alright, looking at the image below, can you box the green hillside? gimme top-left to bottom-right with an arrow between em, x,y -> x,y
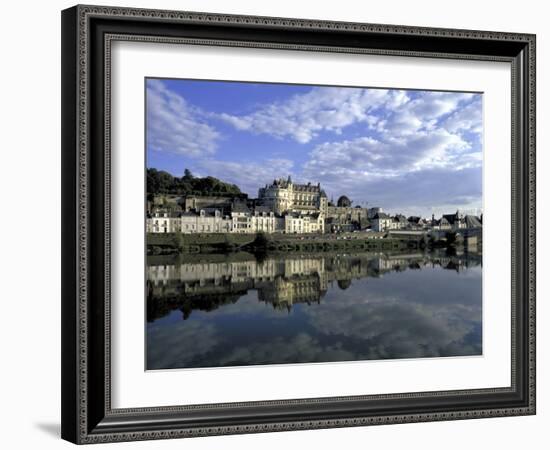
147,168 -> 243,197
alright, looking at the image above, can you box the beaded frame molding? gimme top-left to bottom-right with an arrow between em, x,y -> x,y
61,4 -> 536,444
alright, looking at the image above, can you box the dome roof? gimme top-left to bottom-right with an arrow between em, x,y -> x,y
337,195 -> 352,207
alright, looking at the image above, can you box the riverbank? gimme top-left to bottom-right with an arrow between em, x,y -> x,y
147,231 -> 428,254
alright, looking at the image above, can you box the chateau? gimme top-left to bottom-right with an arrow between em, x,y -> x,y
146,175 -> 481,235
147,176 -> 329,235
258,176 -> 328,216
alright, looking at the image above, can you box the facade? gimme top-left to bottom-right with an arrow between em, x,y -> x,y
372,212 -> 393,232
180,210 -> 233,234
429,211 -> 482,232
250,208 -> 285,234
443,211 -> 467,231
230,202 -> 253,233
147,210 -> 234,234
434,217 -> 452,230
147,211 -> 178,233
407,216 -> 425,230
182,195 -> 239,214
326,205 -> 369,225
258,176 -> 328,216
284,213 -> 325,234
392,214 -> 409,230
148,206 -> 290,235
431,212 -> 482,232
229,204 -> 286,234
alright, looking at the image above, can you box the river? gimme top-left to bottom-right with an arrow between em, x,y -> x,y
146,250 -> 482,370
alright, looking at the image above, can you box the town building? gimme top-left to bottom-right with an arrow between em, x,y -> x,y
147,176 -> 482,237
442,211 -> 467,231
432,211 -> 482,232
258,176 -> 328,216
284,212 -> 325,234
326,205 -> 369,227
464,215 -> 482,228
180,209 -> 233,234
434,217 -> 452,230
182,195 -> 243,215
249,207 -> 285,234
392,214 -> 409,230
372,212 -> 393,232
147,210 -> 178,233
407,216 -> 426,230
230,201 -> 253,233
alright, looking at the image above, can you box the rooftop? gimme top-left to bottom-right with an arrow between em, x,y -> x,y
231,202 -> 251,214
465,215 -> 482,228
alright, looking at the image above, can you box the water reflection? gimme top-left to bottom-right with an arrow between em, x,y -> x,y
146,250 -> 482,370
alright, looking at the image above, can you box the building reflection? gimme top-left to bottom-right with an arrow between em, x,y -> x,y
147,250 -> 482,321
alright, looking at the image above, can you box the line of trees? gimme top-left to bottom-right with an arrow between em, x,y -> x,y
147,168 -> 243,197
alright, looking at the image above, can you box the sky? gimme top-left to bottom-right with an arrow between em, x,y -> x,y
146,78 -> 483,218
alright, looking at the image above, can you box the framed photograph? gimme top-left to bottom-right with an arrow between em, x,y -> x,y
61,5 -> 536,444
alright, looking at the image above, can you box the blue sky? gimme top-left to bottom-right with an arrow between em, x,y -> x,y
146,78 -> 483,218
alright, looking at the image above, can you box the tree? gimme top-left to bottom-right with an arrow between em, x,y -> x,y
146,168 -> 243,196
253,232 -> 268,248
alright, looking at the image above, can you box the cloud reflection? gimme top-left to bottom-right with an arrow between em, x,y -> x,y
146,253 -> 482,369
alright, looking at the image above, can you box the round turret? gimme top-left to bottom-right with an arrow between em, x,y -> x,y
337,195 -> 352,207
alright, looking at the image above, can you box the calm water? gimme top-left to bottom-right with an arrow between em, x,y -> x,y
146,250 -> 482,370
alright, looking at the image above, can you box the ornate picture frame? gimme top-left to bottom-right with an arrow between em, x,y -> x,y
61,4 -> 536,444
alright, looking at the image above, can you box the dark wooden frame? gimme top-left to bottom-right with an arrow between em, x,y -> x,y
61,4 -> 536,444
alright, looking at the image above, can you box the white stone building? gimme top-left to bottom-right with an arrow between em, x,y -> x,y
392,215 -> 409,230
179,209 -> 233,234
147,209 -> 232,234
284,213 -> 325,234
147,211 -> 179,233
230,202 -> 253,233
372,212 -> 393,232
258,176 -> 328,216
250,207 -> 285,234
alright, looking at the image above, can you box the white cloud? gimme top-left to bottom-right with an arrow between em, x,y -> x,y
216,87 -> 480,145
195,158 -> 294,197
380,91 -> 478,137
304,128 -> 472,179
147,321 -> 220,370
293,91 -> 482,215
217,87 -> 395,143
147,79 -> 220,157
216,333 -> 358,366
443,96 -> 483,134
